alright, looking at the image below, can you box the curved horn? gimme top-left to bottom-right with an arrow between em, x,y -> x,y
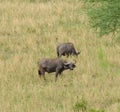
64,62 -> 71,65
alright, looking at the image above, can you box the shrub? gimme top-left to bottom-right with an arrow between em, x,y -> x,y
73,98 -> 87,112
84,0 -> 120,37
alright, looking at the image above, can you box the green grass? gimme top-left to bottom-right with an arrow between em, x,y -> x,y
0,0 -> 120,112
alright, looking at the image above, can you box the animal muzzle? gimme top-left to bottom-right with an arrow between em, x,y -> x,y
70,64 -> 76,70
70,67 -> 75,70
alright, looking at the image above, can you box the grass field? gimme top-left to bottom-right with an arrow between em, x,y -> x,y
0,0 -> 120,112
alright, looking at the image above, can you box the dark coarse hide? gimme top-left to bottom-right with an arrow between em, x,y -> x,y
38,58 -> 76,81
57,42 -> 80,57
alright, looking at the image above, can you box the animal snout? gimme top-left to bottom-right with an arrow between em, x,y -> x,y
69,64 -> 76,70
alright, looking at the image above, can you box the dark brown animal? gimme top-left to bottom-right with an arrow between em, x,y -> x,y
57,42 -> 80,57
38,58 -> 76,81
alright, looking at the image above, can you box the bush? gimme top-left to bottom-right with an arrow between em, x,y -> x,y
84,0 -> 120,37
73,98 -> 87,112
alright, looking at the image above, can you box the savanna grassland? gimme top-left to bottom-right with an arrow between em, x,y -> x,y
0,0 -> 120,112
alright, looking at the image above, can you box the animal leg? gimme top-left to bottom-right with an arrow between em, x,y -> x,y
58,72 -> 63,80
42,73 -> 46,80
55,67 -> 63,81
39,66 -> 46,80
40,70 -> 46,80
38,70 -> 42,77
55,68 -> 60,81
66,54 -> 69,57
55,72 -> 59,82
65,52 -> 69,57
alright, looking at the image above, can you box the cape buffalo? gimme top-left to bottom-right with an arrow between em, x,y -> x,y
57,42 -> 80,57
38,58 -> 76,81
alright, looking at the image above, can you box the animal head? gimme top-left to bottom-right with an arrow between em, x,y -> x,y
64,61 -> 76,70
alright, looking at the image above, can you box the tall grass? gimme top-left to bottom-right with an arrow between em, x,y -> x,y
0,1 -> 120,112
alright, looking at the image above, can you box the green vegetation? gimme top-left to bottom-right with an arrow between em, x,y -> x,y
0,0 -> 120,112
73,97 -> 87,112
89,109 -> 105,112
84,0 -> 120,37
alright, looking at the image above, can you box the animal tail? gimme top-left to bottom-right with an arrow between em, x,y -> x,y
38,70 -> 41,75
57,51 -> 59,57
56,46 -> 59,57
